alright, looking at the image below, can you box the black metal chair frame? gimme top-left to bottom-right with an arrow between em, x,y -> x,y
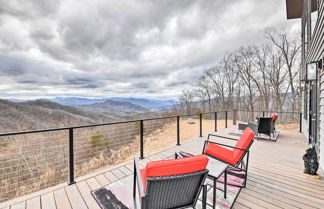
202,134 -> 254,188
176,152 -> 228,209
252,117 -> 279,142
133,155 -> 208,209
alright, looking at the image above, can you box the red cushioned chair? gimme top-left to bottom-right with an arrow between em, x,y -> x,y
202,127 -> 255,187
133,154 -> 209,209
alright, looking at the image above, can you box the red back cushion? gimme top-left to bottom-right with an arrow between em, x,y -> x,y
233,128 -> 254,163
271,113 -> 278,122
146,155 -> 208,177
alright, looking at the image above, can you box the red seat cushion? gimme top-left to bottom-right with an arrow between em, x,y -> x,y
205,143 -> 236,164
140,155 -> 208,191
271,113 -> 278,122
205,128 -> 254,165
233,128 -> 254,163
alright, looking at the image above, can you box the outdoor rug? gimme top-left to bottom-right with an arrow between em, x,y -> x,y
92,168 -> 244,209
229,129 -> 279,141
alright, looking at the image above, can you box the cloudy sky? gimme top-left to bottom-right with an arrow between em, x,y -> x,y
0,0 -> 299,100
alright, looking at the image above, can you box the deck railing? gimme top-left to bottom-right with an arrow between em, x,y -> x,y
0,110 -> 302,202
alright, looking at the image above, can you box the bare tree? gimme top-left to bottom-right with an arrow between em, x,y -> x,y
234,46 -> 258,118
254,44 -> 272,110
179,89 -> 194,115
266,48 -> 288,111
265,28 -> 301,111
222,53 -> 239,110
205,65 -> 226,110
197,72 -> 213,112
178,27 -> 301,115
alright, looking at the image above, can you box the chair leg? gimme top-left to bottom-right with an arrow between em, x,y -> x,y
133,162 -> 136,198
244,152 -> 250,188
213,178 -> 216,209
224,169 -> 227,199
241,161 -> 245,170
202,185 -> 207,209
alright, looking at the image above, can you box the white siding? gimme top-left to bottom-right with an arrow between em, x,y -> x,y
319,72 -> 324,171
304,0 -> 324,172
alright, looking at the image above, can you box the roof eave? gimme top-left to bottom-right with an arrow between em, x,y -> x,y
286,0 -> 303,19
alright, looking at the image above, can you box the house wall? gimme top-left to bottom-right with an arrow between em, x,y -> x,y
302,0 -> 324,172
320,72 -> 324,172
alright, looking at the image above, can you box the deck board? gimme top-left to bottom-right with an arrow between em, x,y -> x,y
1,128 -> 324,209
10,201 -> 25,209
232,202 -> 250,209
125,163 -> 133,171
95,174 -> 110,186
104,171 -> 119,183
111,169 -> 126,179
53,188 -> 72,209
65,184 -> 88,209
26,196 -> 41,209
118,166 -> 132,176
41,193 -> 56,209
76,181 -> 101,209
241,187 -> 295,209
86,178 -> 101,190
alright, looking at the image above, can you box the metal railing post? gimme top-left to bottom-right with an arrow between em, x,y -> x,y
225,111 -> 228,128
233,109 -> 237,125
140,120 -> 144,159
214,112 -> 218,132
68,128 -> 75,185
299,113 -> 302,132
199,113 -> 203,137
177,116 -> 180,145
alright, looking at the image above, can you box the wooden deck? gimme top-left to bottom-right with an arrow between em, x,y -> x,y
1,127 -> 324,209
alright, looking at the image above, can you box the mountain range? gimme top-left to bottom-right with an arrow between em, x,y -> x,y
10,97 -> 176,111
79,100 -> 148,114
0,99 -> 122,132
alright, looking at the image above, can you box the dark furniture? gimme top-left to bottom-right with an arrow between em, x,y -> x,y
250,113 -> 279,142
238,122 -> 249,131
133,154 -> 209,209
202,128 -> 255,188
177,151 -> 228,209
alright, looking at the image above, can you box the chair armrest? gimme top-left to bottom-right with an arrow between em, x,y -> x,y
207,134 -> 239,141
248,122 -> 258,134
204,140 -> 248,151
134,158 -> 145,198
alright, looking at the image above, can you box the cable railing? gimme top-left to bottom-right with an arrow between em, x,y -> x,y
0,110 -> 302,202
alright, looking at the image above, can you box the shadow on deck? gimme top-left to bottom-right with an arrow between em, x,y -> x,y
1,126 -> 324,209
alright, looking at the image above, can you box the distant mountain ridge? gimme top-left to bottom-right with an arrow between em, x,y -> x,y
79,100 -> 148,114
49,97 -> 107,106
9,97 -> 176,110
108,97 -> 175,110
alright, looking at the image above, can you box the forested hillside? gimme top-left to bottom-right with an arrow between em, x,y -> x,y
0,99 -> 122,132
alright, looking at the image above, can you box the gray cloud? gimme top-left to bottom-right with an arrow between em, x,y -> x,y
0,0 -> 299,100
0,0 -> 61,19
